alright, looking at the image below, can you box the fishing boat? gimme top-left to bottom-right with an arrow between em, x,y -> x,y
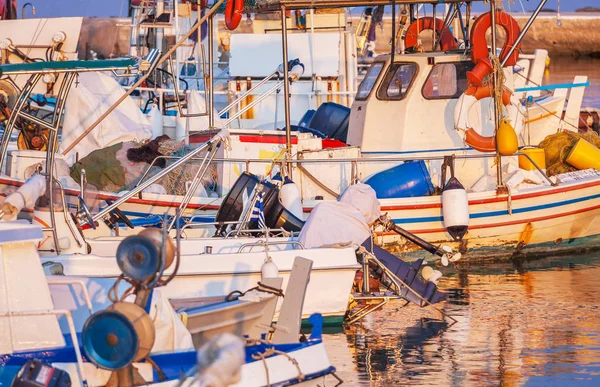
2,0 -> 598,263
0,219 -> 340,386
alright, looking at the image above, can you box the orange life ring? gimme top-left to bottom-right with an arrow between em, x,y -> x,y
405,17 -> 457,51
130,0 -> 157,6
454,84 -> 512,153
225,0 -> 244,30
467,11 -> 522,86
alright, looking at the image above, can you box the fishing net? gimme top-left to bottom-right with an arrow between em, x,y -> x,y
72,137 -> 218,196
539,130 -> 600,176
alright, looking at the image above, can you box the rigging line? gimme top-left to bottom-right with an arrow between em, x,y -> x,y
533,98 -> 593,132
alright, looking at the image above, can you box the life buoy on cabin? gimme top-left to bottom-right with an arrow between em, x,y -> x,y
467,11 -> 522,86
225,0 -> 244,30
404,17 -> 457,52
130,0 -> 157,6
454,84 -> 513,153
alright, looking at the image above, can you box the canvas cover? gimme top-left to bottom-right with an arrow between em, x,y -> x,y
59,72 -> 152,164
298,183 -> 380,249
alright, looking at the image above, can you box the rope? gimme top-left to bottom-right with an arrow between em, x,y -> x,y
296,164 -> 339,198
245,338 -> 306,386
225,281 -> 285,302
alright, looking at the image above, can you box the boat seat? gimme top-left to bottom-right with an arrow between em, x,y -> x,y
0,58 -> 137,76
361,238 -> 447,307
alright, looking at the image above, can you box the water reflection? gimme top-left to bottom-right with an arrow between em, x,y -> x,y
326,254 -> 600,386
547,58 -> 600,108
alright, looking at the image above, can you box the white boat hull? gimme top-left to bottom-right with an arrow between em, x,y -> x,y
8,172 -> 600,260
45,246 -> 359,329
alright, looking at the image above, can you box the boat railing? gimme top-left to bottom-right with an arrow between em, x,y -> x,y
0,309 -> 87,385
180,219 -> 293,237
225,228 -> 298,239
218,70 -> 280,121
46,279 -> 94,316
237,240 -> 305,253
135,150 -> 556,195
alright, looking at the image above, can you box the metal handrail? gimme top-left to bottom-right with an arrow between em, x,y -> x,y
218,70 -> 280,117
46,279 -> 94,316
132,150 -> 556,187
0,309 -> 87,386
222,80 -> 286,127
180,220 -> 241,231
225,228 -> 296,238
237,240 -> 305,253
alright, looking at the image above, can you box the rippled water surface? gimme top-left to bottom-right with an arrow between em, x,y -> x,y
324,254 -> 600,386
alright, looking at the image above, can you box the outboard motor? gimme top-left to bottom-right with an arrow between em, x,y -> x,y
213,172 -> 304,236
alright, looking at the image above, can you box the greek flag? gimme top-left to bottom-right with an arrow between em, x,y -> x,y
250,192 -> 267,229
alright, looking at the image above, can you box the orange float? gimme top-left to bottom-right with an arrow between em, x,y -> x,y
225,0 -> 244,30
404,17 -> 458,51
467,11 -> 522,86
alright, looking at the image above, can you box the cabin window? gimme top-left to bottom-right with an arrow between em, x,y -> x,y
422,62 -> 475,99
356,62 -> 384,100
376,63 -> 418,100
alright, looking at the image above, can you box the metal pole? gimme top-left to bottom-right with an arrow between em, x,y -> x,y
61,0 -> 226,156
490,0 -> 504,189
208,14 -> 215,128
280,5 -> 292,160
435,4 -> 458,51
391,0 -> 396,61
465,2 -> 471,49
500,0 -> 548,67
432,4 -> 437,51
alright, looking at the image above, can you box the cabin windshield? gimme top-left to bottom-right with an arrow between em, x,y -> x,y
356,62 -> 384,100
377,63 -> 418,100
422,62 -> 475,99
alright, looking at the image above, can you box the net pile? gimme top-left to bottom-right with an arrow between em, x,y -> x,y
539,130 -> 600,176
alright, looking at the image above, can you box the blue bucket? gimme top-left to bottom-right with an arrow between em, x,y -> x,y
364,160 -> 435,199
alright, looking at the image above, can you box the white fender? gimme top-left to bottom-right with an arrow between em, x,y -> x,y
441,177 -> 469,241
149,104 -> 163,139
261,258 -> 279,280
279,178 -> 303,219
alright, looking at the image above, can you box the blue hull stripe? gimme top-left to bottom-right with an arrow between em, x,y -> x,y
114,187 -> 600,227
393,192 -> 600,224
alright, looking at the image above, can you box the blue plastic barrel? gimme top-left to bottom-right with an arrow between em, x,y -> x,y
364,160 -> 435,199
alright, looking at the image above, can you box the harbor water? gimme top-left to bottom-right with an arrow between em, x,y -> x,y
325,253 -> 600,386
546,58 -> 600,108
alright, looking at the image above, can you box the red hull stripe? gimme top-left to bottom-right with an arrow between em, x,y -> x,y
189,133 -> 347,148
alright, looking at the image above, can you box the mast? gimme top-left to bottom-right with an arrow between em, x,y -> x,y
280,4 -> 292,166
489,0 -> 504,191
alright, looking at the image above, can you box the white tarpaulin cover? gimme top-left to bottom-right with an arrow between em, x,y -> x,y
339,183 -> 381,224
229,33 -> 341,77
59,72 -> 152,164
146,289 -> 195,353
298,183 -> 381,249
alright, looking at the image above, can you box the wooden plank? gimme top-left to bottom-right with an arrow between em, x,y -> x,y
246,277 -> 284,339
563,76 -> 589,128
271,257 -> 313,344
